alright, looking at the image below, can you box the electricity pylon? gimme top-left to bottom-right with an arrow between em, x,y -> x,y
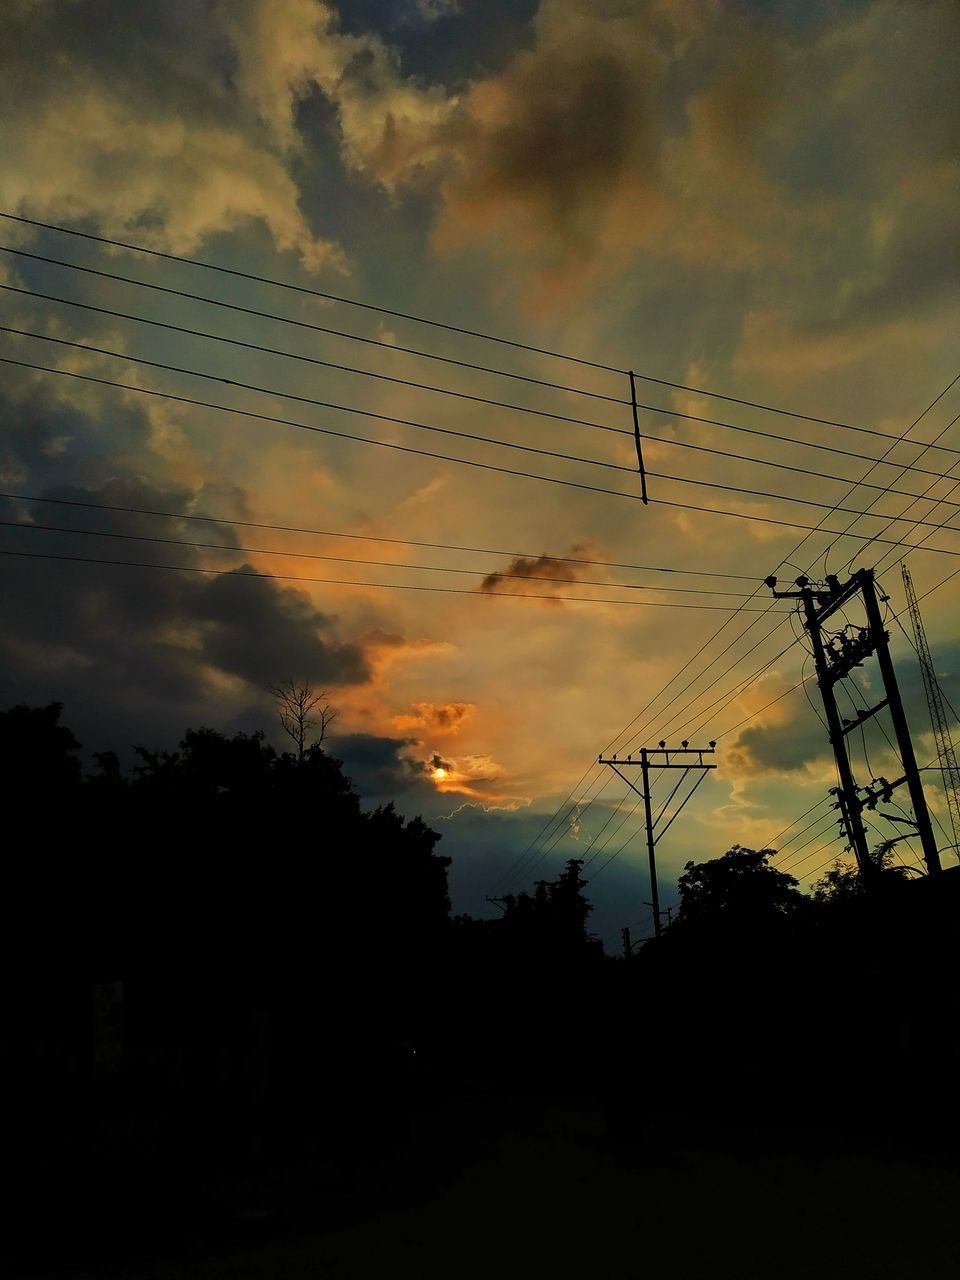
767,569 -> 940,878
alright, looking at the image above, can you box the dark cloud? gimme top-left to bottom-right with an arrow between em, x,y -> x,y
0,1 -> 232,110
480,553 -> 579,596
0,386 -> 156,493
726,689 -> 833,777
454,51 -> 644,242
726,643 -> 960,779
193,566 -> 369,687
434,6 -> 663,272
0,465 -> 373,755
329,731 -> 433,801
818,197 -> 960,332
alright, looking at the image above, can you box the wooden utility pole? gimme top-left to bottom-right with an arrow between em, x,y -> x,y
599,743 -> 716,936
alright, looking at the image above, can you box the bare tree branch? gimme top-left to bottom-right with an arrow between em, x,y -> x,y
266,680 -> 337,764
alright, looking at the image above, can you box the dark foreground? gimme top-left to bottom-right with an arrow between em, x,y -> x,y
8,1092 -> 959,1280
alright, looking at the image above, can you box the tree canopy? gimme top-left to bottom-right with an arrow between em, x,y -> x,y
676,844 -> 806,928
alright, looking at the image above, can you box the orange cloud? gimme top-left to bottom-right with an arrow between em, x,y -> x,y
421,749 -> 516,803
392,701 -> 475,736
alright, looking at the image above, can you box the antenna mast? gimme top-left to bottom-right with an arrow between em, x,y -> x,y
901,564 -> 960,861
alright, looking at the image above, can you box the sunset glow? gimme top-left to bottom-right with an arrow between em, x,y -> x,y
1,0 -> 957,941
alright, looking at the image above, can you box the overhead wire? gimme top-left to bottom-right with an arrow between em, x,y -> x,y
0,282 -> 630,432
0,489 -> 757,581
0,214 -> 628,375
10,325 -> 960,535
6,209 -> 954,447
13,285 -> 960,504
6,252 -> 960,484
0,243 -> 626,404
12,357 -> 960,563
0,518 -> 780,601
0,545 -> 790,611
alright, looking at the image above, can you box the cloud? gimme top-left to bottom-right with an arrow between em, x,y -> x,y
429,0 -> 667,301
334,0 -> 960,325
190,566 -> 370,688
329,731 -> 431,799
725,693 -> 835,780
392,700 -> 475,735
0,465 -> 375,753
0,0 -> 343,269
480,551 -> 582,600
413,0 -> 461,23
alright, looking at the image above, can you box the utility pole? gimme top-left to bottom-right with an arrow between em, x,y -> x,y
767,570 -> 940,877
599,743 -> 716,936
621,926 -> 632,960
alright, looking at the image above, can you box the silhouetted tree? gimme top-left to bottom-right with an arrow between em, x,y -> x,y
812,841 -> 914,902
267,680 -> 337,763
675,844 -> 805,927
0,701 -> 81,797
502,859 -> 594,950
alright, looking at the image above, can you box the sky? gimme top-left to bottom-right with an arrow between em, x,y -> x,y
1,0 -> 958,943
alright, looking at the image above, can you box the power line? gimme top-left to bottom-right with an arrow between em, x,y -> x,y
888,610 -> 960,728
13,354 -> 960,553
677,381 -> 960,752
0,518 -> 784,601
588,469 -> 960,894
785,838 -> 849,882
493,375 -> 958,898
506,612 -> 785,886
0,283 -> 629,436
711,674 -> 808,740
12,325 -> 960,534
6,208 -> 943,440
584,397 -> 960,886
0,545 -> 798,614
590,768 -> 711,883
683,559 -> 960,884
0,355 -> 660,506
489,763 -> 610,894
513,605 -> 791,891
15,289 -> 960,506
769,802 -> 837,858
0,325 -> 633,475
669,374 -> 960,756
7,273 -> 960,484
0,243 -> 626,406
803,372 -> 960,574
0,490 -> 757,581
871,474 -> 960,581
584,800 -> 648,877
501,768 -> 636,893
778,817 -> 845,872
618,616 -> 795,755
0,212 -> 625,376
593,373 -> 952,759
841,418 -> 960,572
